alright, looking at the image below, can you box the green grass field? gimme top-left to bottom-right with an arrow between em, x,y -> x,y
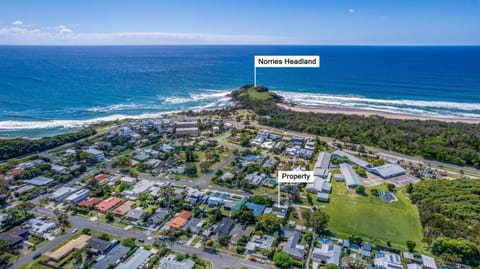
239,88 -> 273,100
321,179 -> 424,250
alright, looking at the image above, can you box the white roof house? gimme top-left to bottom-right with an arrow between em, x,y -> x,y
159,254 -> 195,269
374,252 -> 403,269
421,255 -> 437,269
312,244 -> 341,266
50,187 -> 78,202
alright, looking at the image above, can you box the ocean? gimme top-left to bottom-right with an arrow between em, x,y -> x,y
1,45 -> 479,137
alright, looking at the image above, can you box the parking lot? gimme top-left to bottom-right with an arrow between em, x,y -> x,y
386,174 -> 420,187
360,172 -> 385,187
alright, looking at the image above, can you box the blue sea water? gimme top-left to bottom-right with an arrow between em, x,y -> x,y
0,45 -> 479,137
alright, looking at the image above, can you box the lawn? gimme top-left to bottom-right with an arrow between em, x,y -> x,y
320,178 -> 424,250
239,88 -> 273,100
17,260 -> 51,269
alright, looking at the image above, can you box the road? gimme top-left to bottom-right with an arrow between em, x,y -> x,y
251,121 -> 480,176
12,206 -> 274,269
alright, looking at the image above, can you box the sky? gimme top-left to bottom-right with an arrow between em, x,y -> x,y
0,0 -> 479,45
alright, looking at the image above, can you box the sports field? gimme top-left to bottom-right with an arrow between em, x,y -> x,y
320,178 -> 423,249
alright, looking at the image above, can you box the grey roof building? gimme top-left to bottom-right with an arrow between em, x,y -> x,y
421,255 -> 438,269
24,176 -> 54,186
148,208 -> 171,225
125,207 -> 145,222
333,150 -> 371,168
246,235 -> 275,253
370,164 -> 405,179
94,244 -> 130,269
214,217 -> 235,237
184,218 -> 204,234
115,247 -> 152,269
282,230 -> 305,259
313,243 -> 341,266
87,237 -> 112,254
159,254 -> 195,269
340,163 -> 362,188
315,152 -> 332,170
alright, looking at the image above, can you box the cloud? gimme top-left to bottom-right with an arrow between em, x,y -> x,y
57,25 -> 73,34
11,20 -> 23,25
348,9 -> 355,14
0,24 -> 299,45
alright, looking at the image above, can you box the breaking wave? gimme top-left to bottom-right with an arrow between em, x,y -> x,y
277,91 -> 480,119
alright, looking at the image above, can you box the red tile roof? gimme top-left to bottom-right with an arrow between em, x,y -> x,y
94,174 -> 110,181
78,197 -> 102,207
95,197 -> 123,212
169,210 -> 193,229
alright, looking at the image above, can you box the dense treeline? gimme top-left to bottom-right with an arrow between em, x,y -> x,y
231,87 -> 480,167
409,179 -> 480,244
0,129 -> 96,161
409,179 -> 480,266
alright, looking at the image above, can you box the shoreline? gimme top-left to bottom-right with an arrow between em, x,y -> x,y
278,103 -> 480,124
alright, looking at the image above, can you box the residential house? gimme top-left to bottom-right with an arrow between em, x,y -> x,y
374,251 -> 403,269
170,210 -> 193,229
50,187 -> 79,203
282,230 -> 305,259
264,206 -> 288,219
361,242 -> 372,257
159,254 -> 195,269
125,207 -> 145,223
115,247 -> 152,269
0,226 -> 30,248
312,243 -> 341,266
84,148 -> 105,162
422,255 -> 438,269
87,237 -> 113,254
184,218 -> 204,234
148,208 -> 171,226
245,235 -> 275,254
214,218 -> 235,239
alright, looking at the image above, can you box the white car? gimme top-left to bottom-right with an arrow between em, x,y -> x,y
71,228 -> 78,234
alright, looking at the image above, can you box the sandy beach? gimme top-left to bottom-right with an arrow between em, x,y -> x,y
278,103 -> 480,124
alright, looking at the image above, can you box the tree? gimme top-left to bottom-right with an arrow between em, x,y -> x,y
406,240 -> 416,252
160,185 -> 174,208
348,235 -> 363,246
117,156 -> 132,167
341,256 -> 367,269
326,264 -> 338,269
99,233 -> 110,241
387,183 -> 396,192
431,237 -> 479,266
236,246 -> 245,254
370,188 -> 380,196
17,202 -> 35,216
273,251 -> 293,268
185,164 -> 197,177
122,238 -> 137,248
355,185 -> 366,195
81,228 -> 91,235
199,161 -> 211,172
405,183 -> 413,194
256,213 -> 281,234
232,205 -> 255,224
307,210 -> 329,234
53,208 -> 69,226
218,235 -> 231,247
105,212 -> 114,222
